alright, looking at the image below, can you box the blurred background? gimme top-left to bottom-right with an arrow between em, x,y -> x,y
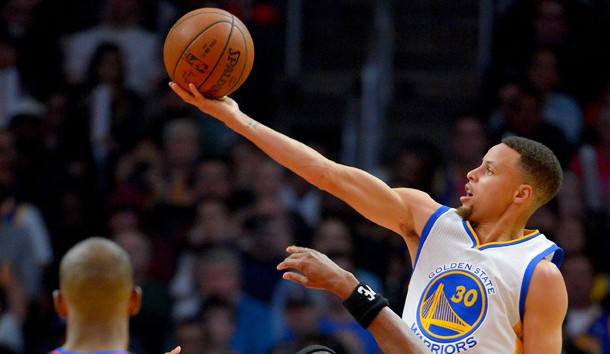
1,0 -> 610,353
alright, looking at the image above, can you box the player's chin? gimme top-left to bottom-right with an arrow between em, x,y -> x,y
456,205 -> 472,220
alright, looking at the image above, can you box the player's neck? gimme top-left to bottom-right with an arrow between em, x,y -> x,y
473,217 -> 528,244
62,318 -> 129,353
472,210 -> 527,244
471,204 -> 531,244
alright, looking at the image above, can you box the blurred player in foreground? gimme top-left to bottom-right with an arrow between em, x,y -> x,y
50,237 -> 142,354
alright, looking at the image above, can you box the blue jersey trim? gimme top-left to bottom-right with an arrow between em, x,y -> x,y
550,247 -> 564,268
463,221 -> 543,250
518,244 -> 564,319
476,230 -> 542,250
462,219 -> 478,246
413,205 -> 450,270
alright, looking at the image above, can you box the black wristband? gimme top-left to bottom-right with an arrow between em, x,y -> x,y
342,282 -> 389,328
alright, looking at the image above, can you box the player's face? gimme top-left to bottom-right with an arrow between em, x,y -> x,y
457,144 -> 524,222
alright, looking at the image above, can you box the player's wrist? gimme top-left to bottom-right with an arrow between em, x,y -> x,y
342,282 -> 389,329
333,271 -> 359,299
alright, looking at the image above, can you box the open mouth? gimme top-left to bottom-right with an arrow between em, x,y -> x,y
460,184 -> 473,203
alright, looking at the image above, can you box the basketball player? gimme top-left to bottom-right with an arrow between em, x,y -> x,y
50,237 -> 142,354
169,82 -> 567,353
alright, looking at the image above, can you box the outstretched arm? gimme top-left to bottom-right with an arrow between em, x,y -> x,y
277,246 -> 430,354
169,83 -> 439,241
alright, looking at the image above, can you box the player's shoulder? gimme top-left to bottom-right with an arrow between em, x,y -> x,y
394,187 -> 442,234
524,259 -> 568,329
528,259 -> 567,302
394,188 -> 440,212
532,258 -> 563,278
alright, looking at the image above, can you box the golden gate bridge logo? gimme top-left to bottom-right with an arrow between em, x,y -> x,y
417,270 -> 487,342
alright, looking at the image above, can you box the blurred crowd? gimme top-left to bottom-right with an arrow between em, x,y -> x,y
1,0 -> 610,353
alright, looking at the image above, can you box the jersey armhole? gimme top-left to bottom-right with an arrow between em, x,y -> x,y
412,205 -> 451,270
518,244 -> 564,320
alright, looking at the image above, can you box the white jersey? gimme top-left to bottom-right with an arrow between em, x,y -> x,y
402,206 -> 563,353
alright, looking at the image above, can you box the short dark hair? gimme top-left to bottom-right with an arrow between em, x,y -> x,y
502,136 -> 563,207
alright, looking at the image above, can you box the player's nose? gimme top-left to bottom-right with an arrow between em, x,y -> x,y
466,167 -> 478,182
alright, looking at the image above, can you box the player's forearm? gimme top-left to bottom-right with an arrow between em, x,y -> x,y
224,110 -> 336,191
368,308 -> 430,354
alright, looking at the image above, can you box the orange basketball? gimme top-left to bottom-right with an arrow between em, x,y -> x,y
163,8 -> 255,98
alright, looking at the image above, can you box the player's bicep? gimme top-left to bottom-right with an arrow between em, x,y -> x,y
320,163 -> 439,237
522,260 -> 567,354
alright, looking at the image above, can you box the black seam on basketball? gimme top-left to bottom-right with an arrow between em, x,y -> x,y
224,24 -> 251,95
171,19 -> 231,84
197,14 -> 235,95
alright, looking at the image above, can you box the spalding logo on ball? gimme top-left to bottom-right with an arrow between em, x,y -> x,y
163,7 -> 255,98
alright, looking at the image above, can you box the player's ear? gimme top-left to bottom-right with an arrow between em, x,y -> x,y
53,290 -> 68,318
129,286 -> 142,316
514,184 -> 532,204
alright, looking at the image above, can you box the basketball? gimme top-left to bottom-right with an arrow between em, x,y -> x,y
163,8 -> 255,98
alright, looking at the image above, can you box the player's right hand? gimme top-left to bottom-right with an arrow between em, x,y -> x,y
168,82 -> 239,123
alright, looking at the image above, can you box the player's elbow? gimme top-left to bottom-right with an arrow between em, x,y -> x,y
315,160 -> 342,193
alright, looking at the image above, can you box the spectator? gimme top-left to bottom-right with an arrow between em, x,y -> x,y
487,80 -> 572,166
486,0 -> 591,103
189,198 -> 239,248
524,47 -> 583,146
113,230 -> 172,354
240,213 -> 295,303
0,263 -> 26,354
170,246 -> 273,354
562,253 -> 605,353
169,197 -> 239,309
62,0 -> 164,96
68,42 -> 145,200
172,318 -> 206,354
311,218 -> 383,293
0,32 -> 23,129
193,158 -> 234,201
432,114 -> 490,207
583,78 -> 610,144
0,0 -> 63,100
569,107 -> 610,217
199,296 -> 238,354
146,117 -> 203,246
0,129 -> 54,303
387,138 -> 441,195
268,285 -> 348,354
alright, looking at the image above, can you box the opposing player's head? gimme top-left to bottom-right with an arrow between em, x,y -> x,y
457,136 -> 562,221
54,237 -> 141,321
